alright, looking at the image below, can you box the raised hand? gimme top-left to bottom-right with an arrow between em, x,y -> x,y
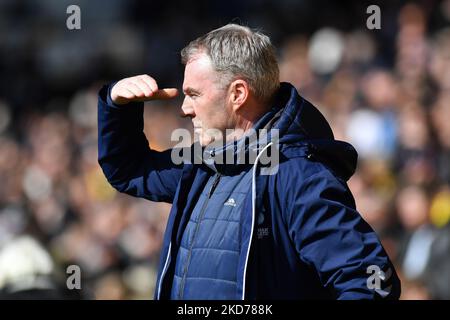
110,74 -> 179,105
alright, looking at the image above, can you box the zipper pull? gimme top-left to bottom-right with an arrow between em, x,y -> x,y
208,174 -> 221,198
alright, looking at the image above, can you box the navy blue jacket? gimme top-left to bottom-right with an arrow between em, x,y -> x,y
98,82 -> 401,300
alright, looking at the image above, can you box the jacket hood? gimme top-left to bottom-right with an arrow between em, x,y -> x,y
270,82 -> 358,181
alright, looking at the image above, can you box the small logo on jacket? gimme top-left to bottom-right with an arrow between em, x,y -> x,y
224,198 -> 236,207
258,212 -> 265,225
257,227 -> 270,239
257,211 -> 270,239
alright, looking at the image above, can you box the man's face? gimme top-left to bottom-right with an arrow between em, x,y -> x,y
181,53 -> 234,146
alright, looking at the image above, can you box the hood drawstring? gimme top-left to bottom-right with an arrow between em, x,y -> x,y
241,141 -> 273,300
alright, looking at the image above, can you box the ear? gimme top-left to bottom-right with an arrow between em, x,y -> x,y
229,79 -> 249,111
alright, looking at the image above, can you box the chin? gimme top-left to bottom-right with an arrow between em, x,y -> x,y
198,134 -> 215,147
198,137 -> 210,147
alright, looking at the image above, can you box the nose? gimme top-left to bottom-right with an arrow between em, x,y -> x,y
180,97 -> 195,118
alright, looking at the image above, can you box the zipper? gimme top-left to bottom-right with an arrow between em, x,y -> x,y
178,173 -> 221,299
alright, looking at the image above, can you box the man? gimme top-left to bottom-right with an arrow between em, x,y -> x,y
98,24 -> 400,299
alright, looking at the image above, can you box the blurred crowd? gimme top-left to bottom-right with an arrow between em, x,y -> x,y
0,0 -> 449,299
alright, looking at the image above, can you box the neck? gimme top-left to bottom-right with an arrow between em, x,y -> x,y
225,106 -> 269,142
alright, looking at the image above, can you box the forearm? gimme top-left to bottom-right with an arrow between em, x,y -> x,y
98,83 -> 148,188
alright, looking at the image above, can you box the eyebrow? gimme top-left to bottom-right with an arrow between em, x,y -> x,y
183,87 -> 200,95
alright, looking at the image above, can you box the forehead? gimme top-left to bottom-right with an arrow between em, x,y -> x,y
183,53 -> 219,91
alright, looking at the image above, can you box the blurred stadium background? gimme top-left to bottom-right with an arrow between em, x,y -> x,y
0,0 -> 449,299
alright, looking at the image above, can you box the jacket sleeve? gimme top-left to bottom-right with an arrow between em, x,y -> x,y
281,166 -> 401,300
97,84 -> 183,203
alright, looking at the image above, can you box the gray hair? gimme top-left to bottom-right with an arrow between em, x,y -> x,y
181,23 -> 280,103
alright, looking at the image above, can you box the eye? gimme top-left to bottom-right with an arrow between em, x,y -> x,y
183,89 -> 200,99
